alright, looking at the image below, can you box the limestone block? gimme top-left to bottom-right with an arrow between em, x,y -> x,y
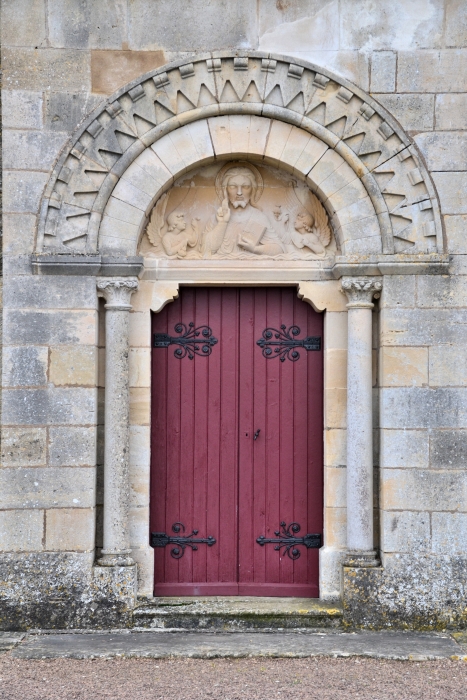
432,513 -> 467,554
3,310 -> 98,346
0,467 -> 95,509
2,387 -> 97,426
0,510 -> 44,552
324,507 -> 346,548
105,197 -> 146,227
381,387 -> 467,429
3,130 -> 68,172
247,116 -> 271,157
380,275 -> 415,309
1,427 -> 47,467
258,2 -> 339,52
435,94 -> 467,131
91,50 -> 165,95
324,388 -> 346,429
325,349 -> 347,389
370,52 -> 396,93
48,0 -> 126,49
45,508 -> 95,552
432,173 -> 467,215
381,429 -> 429,469
298,281 -> 347,313
429,346 -> 467,387
2,214 -> 36,255
3,276 -> 97,310
417,275 -> 467,308
121,161 -> 167,199
2,0 -> 47,46
445,0 -> 467,48
49,427 -> 96,467
129,505 -> 150,547
381,308 -> 467,347
325,312 -> 348,350
342,234 -> 382,255
44,92 -> 103,132
444,216 -> 467,254
415,132 -> 467,171
2,346 -> 48,388
332,197 -> 375,228
131,546 -> 154,597
380,347 -> 428,387
398,50 -> 467,93
381,468 -> 467,511
2,48 -> 91,92
263,120 -> 293,166
130,388 -> 150,425
340,1 -> 443,51
110,178 -> 153,214
325,467 -> 346,509
128,0 -> 257,50
3,171 -> 48,214
130,426 -> 150,467
324,428 -> 346,468
381,511 -> 431,553
307,150 -> 345,190
430,430 -> 467,469
2,90 -> 43,129
50,346 -> 97,387
170,122 -> 214,168
129,349 -> 150,388
132,148 -> 172,189
129,312 -> 151,348
375,94 -> 434,132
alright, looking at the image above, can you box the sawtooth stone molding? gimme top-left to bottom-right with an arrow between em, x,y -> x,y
35,51 -> 443,261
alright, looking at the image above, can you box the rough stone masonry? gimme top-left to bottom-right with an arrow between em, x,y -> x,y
1,0 -> 467,631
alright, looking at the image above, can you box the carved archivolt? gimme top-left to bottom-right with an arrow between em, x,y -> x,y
36,51 -> 443,257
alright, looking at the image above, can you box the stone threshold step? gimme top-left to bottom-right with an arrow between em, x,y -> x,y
132,596 -> 343,630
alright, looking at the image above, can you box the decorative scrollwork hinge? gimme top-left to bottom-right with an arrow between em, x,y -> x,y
256,522 -> 321,559
153,322 -> 218,359
257,325 -> 321,362
150,522 -> 216,559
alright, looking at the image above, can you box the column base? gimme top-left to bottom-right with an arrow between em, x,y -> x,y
344,550 -> 380,568
97,550 -> 135,567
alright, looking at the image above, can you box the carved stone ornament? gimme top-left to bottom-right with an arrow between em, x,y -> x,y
97,278 -> 139,309
36,51 -> 442,258
143,161 -> 335,260
341,277 -> 383,307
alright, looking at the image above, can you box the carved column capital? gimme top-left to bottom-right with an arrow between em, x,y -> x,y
97,278 -> 138,310
341,277 -> 382,309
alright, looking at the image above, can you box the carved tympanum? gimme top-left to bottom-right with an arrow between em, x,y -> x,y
142,161 -> 334,260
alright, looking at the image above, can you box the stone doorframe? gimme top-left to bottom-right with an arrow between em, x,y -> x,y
31,51 -> 449,601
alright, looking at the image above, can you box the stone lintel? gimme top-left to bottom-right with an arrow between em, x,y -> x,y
31,255 -> 144,277
332,255 -> 449,278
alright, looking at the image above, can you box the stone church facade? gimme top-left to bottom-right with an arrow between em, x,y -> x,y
1,1 -> 467,630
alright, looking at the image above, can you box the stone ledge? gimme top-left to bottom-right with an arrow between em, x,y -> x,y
31,255 -> 144,277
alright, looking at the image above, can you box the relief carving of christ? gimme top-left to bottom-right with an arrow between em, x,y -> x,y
143,161 -> 335,260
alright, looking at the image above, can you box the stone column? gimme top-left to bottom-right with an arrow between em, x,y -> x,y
341,277 -> 382,567
96,278 -> 138,566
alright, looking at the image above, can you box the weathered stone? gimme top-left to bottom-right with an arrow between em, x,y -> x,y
325,467 -> 346,508
48,0 -> 127,49
2,90 -> 43,129
0,510 -> 44,552
2,0 -> 47,47
430,430 -> 467,469
380,429 -> 429,469
432,513 -> 467,555
381,511 -> 431,553
2,346 -> 48,387
381,468 -> 467,511
370,52 -> 396,93
49,427 -> 96,467
415,132 -> 467,171
445,0 -> 467,48
381,308 -> 467,346
50,346 -> 97,387
380,275 -> 415,308
3,130 -> 68,172
380,347 -> 428,387
444,215 -> 467,254
0,467 -> 96,509
417,275 -> 467,308
324,429 -> 346,468
429,346 -> 467,386
130,388 -> 150,425
2,214 -> 36,255
44,92 -> 104,132
259,2 -> 339,52
398,50 -> 467,92
3,275 -> 98,310
435,94 -> 467,130
2,387 -> 97,426
375,95 -> 434,132
129,348 -> 150,388
2,171 -> 48,213
45,508 -> 95,552
381,387 -> 467,429
4,310 -> 98,346
91,50 -> 166,94
1,427 -> 47,467
432,173 -> 467,215
2,48 -> 91,92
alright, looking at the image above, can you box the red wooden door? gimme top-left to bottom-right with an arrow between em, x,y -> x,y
150,288 -> 323,597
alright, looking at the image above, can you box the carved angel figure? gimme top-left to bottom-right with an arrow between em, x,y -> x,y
146,193 -> 200,258
277,185 -> 332,258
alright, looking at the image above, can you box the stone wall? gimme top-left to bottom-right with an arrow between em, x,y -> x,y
1,1 -> 467,629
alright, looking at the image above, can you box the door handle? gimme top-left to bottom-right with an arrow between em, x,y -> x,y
254,429 -> 261,441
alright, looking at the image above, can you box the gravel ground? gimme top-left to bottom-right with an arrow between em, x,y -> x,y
0,656 -> 466,699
